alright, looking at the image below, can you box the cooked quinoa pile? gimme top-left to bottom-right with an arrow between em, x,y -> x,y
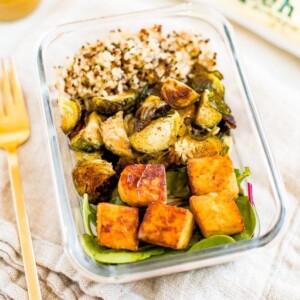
56,25 -> 217,99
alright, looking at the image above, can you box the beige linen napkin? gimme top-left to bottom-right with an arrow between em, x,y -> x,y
1,1 -> 300,299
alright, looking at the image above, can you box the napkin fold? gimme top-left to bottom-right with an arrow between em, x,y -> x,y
0,1 -> 300,299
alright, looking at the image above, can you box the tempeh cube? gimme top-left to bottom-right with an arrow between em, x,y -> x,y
138,203 -> 194,249
190,191 -> 244,238
97,203 -> 139,251
118,164 -> 167,207
187,155 -> 239,198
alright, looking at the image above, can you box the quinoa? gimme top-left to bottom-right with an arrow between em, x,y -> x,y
56,25 -> 217,100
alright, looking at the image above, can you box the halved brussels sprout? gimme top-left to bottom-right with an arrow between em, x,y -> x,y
177,104 -> 196,120
69,111 -> 103,152
169,135 -> 229,164
74,151 -> 103,162
195,89 -> 222,129
92,91 -> 138,115
188,63 -> 224,95
58,94 -> 81,134
207,88 -> 232,116
130,110 -> 182,153
186,123 -> 220,141
134,95 -> 170,132
123,113 -> 135,136
72,158 -> 116,203
161,78 -> 199,109
101,111 -> 133,157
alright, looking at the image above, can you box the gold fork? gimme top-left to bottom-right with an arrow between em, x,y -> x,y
0,58 -> 41,300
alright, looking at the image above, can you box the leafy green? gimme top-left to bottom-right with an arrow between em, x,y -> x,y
235,167 -> 251,186
232,196 -> 256,241
166,167 -> 191,200
81,234 -> 164,264
234,167 -> 251,195
189,235 -> 236,252
82,193 -> 96,236
188,230 -> 202,248
79,181 -> 256,264
207,90 -> 231,116
109,195 -> 127,206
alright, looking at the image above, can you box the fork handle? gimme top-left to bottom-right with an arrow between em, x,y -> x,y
6,148 -> 42,300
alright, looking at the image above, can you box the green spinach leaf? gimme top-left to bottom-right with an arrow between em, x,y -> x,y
82,193 -> 96,236
234,167 -> 251,186
166,167 -> 190,199
81,234 -> 164,264
232,196 -> 256,241
189,235 -> 236,252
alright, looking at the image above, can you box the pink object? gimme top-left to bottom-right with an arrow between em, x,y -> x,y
248,182 -> 254,206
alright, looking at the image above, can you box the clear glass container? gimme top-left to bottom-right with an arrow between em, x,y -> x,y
36,2 -> 286,283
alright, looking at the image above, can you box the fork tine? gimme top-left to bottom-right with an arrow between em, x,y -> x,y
9,58 -> 26,110
1,59 -> 14,115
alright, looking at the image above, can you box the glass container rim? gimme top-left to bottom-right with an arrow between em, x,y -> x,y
36,1 -> 287,283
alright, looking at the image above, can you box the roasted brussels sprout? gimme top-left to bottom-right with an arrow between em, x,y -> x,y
169,135 -> 229,164
123,113 -> 135,136
72,159 -> 116,203
134,95 -> 171,132
101,111 -> 133,157
188,63 -> 224,95
195,89 -> 222,129
186,123 -> 220,141
69,111 -> 103,152
138,82 -> 162,105
92,91 -> 138,115
161,78 -> 199,109
74,150 -> 103,162
177,104 -> 196,120
58,94 -> 81,134
130,110 -> 182,153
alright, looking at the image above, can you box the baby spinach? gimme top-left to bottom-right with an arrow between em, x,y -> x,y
166,167 -> 191,200
109,195 -> 127,206
234,167 -> 251,195
81,234 -> 164,264
189,235 -> 236,252
232,196 -> 256,241
235,166 -> 251,185
82,193 -> 96,236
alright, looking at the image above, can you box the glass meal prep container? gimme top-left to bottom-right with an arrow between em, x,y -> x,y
36,2 -> 286,283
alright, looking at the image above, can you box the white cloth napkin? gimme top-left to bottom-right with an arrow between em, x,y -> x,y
1,0 -> 300,299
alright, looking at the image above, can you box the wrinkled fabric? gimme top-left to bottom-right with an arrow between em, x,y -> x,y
0,0 -> 300,299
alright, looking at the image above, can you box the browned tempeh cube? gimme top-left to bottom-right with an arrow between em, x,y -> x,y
187,155 -> 239,198
138,203 -> 194,249
190,191 -> 244,238
118,164 -> 167,207
97,203 -> 139,251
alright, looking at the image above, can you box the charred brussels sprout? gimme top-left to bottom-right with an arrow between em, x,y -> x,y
123,113 -> 135,136
134,95 -> 170,132
177,104 -> 196,120
188,63 -> 224,95
69,111 -> 103,152
170,135 -> 229,164
58,94 -> 81,134
74,151 -> 103,162
195,89 -> 222,129
100,111 -> 133,157
92,91 -> 138,115
206,88 -> 232,116
161,78 -> 199,109
130,110 -> 182,153
72,159 -> 116,203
